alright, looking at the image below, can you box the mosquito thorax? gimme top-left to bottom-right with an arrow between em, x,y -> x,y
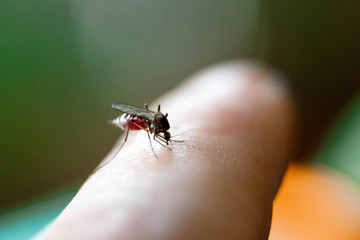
155,113 -> 170,131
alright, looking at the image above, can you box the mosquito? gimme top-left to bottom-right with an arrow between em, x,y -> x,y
110,103 -> 172,156
92,103 -> 180,174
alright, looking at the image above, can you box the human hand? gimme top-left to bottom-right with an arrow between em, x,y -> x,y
43,61 -> 294,239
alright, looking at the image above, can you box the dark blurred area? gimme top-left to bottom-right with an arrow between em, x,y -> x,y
0,0 -> 359,209
261,0 -> 360,155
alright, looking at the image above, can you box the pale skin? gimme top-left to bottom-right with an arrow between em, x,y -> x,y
42,61 -> 294,240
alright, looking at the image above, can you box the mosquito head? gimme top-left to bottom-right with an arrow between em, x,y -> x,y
163,131 -> 171,142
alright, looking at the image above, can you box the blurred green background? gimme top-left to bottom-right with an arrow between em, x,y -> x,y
1,0 -> 359,210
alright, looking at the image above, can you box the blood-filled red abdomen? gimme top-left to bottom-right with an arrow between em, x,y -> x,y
119,114 -> 146,130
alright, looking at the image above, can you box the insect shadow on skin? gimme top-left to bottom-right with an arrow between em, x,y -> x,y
92,103 -> 183,174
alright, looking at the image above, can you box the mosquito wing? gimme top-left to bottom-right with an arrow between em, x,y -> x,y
112,103 -> 155,118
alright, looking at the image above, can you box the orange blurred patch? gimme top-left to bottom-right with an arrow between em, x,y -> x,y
269,164 -> 360,240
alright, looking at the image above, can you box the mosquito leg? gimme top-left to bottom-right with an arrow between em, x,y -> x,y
154,137 -> 172,150
91,122 -> 130,174
155,135 -> 169,145
113,121 -> 131,157
146,129 -> 158,157
130,120 -> 158,157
